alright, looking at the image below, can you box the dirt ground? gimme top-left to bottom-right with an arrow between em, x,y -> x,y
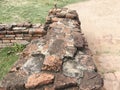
66,0 -> 120,90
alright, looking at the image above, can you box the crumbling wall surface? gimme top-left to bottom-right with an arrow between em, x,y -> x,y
0,8 -> 103,90
0,23 -> 46,48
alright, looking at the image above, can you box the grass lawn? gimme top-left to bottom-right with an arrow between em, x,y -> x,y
0,0 -> 85,80
0,44 -> 25,80
0,48 -> 19,80
0,0 -> 84,23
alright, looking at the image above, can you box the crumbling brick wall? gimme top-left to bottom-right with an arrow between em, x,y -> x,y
0,23 -> 46,48
0,8 -> 103,90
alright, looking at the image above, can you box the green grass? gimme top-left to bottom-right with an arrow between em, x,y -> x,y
0,0 -> 85,23
0,44 -> 25,80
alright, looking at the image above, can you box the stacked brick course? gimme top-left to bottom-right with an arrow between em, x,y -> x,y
0,23 -> 46,48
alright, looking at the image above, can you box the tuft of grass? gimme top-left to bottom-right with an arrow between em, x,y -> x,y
0,0 -> 85,23
0,44 -> 26,80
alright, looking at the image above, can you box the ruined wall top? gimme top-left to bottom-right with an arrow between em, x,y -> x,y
0,8 -> 103,90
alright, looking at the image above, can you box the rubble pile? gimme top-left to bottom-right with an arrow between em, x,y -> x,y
0,8 -> 103,90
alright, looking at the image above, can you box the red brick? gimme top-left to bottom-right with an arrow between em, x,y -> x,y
0,40 -> 3,43
13,30 -> 22,34
11,40 -> 18,43
15,37 -> 23,40
13,27 -> 26,30
6,31 -> 14,34
2,37 -> 14,40
31,37 -> 39,40
0,35 -> 5,38
23,37 -> 31,41
33,29 -> 46,34
15,34 -> 23,37
51,17 -> 60,22
54,74 -> 77,89
11,40 -> 29,45
44,87 -> 55,90
0,87 -> 6,90
2,40 -> 11,43
5,35 -> 15,38
29,28 -> 46,35
22,30 -> 29,34
0,31 -> 6,34
42,55 -> 62,72
25,73 -> 54,88
32,34 -> 42,37
29,29 -> 34,34
23,34 -> 32,37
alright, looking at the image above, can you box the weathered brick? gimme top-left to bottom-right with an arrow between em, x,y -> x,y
0,35 -> 5,38
6,31 -> 14,34
0,40 -> 3,43
13,27 -> 26,30
32,34 -> 42,37
42,55 -> 62,72
15,37 -> 23,40
32,24 -> 41,28
31,37 -> 39,40
23,22 -> 32,28
15,34 -> 24,37
13,30 -> 22,34
29,29 -> 34,34
0,31 -> 6,34
5,35 -> 15,38
22,30 -> 29,34
25,73 -> 54,88
11,40 -> 18,43
0,87 -> 6,90
11,40 -> 29,45
2,40 -> 11,43
23,37 -> 31,41
23,34 -> 32,37
2,37 -> 14,40
33,29 -> 46,34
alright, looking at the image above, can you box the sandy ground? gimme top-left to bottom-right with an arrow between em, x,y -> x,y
66,0 -> 120,90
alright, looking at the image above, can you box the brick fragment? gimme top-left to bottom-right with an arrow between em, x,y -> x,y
2,40 -> 11,43
5,35 -> 15,38
0,35 -> 5,38
15,37 -> 23,40
25,73 -> 54,88
15,34 -> 23,37
6,31 -> 14,34
0,31 -> 6,34
42,55 -> 62,72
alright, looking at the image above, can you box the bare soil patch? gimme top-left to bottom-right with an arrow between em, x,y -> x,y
66,0 -> 120,90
